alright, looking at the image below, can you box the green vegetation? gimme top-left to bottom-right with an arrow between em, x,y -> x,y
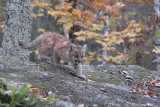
0,78 -> 39,107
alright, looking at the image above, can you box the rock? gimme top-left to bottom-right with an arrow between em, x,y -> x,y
128,70 -> 134,74
145,103 -> 154,107
55,101 -> 75,107
125,75 -> 133,79
102,70 -> 108,72
1,58 -> 160,106
122,71 -> 129,75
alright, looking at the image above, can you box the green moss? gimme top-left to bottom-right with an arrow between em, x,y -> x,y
85,70 -> 122,85
97,75 -> 121,85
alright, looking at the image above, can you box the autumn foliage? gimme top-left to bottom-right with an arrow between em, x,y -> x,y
0,0 -> 156,65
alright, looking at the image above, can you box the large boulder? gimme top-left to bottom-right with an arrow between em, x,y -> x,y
0,57 -> 160,106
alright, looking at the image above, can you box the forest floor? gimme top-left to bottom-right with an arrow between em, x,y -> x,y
0,57 -> 160,107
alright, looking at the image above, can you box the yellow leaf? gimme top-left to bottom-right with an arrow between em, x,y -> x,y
65,22 -> 73,30
31,13 -> 44,18
57,18 -> 67,23
35,50 -> 39,55
88,52 -> 96,56
60,60 -> 64,64
135,27 -> 141,33
76,36 -> 86,41
38,28 -> 45,32
88,57 -> 95,61
83,60 -> 90,65
31,13 -> 37,19
72,9 -> 81,19
95,40 -> 106,46
40,9 -> 44,12
48,9 -> 57,17
74,31 -> 86,35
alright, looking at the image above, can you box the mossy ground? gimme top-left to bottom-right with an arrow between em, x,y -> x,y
0,58 -> 160,106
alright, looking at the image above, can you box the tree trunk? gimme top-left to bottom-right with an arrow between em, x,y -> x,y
154,0 -> 160,71
102,15 -> 109,65
2,0 -> 31,61
61,0 -> 69,39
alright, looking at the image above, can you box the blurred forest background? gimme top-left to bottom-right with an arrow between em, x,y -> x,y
0,0 -> 158,70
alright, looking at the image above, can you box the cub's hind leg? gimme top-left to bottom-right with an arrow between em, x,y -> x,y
38,45 -> 51,62
52,51 -> 64,69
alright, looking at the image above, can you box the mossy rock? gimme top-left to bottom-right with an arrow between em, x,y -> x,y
0,58 -> 160,106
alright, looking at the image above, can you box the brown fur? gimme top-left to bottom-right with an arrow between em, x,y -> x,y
19,32 -> 87,79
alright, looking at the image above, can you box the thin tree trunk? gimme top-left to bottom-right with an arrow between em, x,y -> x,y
2,0 -> 31,61
121,7 -> 128,64
154,0 -> 160,71
61,0 -> 69,39
102,15 -> 109,65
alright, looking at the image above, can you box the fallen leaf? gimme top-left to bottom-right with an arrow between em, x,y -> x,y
99,87 -> 107,92
148,90 -> 156,97
27,84 -> 36,88
90,71 -> 96,72
86,79 -> 95,83
33,88 -> 40,96
144,51 -> 150,55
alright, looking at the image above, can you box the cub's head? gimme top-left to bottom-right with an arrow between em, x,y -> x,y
68,43 -> 87,64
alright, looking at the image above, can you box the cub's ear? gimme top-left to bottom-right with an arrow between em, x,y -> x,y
83,44 -> 87,54
68,43 -> 75,52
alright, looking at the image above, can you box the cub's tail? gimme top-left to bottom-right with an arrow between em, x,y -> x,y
19,34 -> 43,49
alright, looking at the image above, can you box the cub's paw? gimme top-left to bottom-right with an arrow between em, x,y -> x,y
77,74 -> 87,80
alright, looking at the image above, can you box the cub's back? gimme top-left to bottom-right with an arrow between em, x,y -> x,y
44,32 -> 69,45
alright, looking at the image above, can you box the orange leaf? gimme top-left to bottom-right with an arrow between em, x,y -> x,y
55,5 -> 62,10
148,90 -> 156,97
76,36 -> 86,41
114,13 -> 120,17
144,51 -> 150,55
90,71 -> 96,72
147,0 -> 153,4
99,87 -> 107,92
27,84 -> 36,88
33,88 -> 40,96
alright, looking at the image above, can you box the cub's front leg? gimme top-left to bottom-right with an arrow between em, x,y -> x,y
74,63 -> 86,80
